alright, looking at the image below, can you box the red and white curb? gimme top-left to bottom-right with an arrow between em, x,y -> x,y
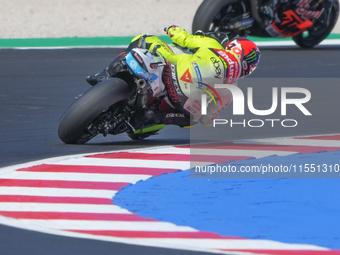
1,134 -> 340,255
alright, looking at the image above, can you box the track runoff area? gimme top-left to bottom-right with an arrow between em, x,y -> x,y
1,35 -> 340,254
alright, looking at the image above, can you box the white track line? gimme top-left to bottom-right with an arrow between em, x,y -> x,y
183,148 -> 295,157
127,238 -> 329,251
50,157 -> 192,169
141,147 -> 297,157
0,203 -> 131,214
23,219 -> 198,232
0,171 -> 151,183
248,138 -> 340,147
0,187 -> 116,198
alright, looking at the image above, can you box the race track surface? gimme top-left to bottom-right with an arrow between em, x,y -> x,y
0,46 -> 340,254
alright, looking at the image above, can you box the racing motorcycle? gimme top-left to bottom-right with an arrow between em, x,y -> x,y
58,39 -> 187,144
192,0 -> 339,48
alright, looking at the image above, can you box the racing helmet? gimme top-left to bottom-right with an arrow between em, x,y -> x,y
226,38 -> 261,78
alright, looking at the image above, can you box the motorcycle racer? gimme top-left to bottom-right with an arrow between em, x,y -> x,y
87,26 -> 261,128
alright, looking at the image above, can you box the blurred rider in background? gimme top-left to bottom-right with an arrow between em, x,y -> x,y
86,25 -> 261,129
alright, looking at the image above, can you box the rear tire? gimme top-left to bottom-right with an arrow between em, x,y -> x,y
192,0 -> 248,39
58,78 -> 129,144
293,1 -> 339,48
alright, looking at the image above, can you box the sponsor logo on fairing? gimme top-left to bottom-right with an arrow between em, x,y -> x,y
166,113 -> 186,118
130,60 -> 138,69
296,7 -> 324,20
265,24 -> 283,38
171,65 -> 184,96
180,68 -> 193,83
296,0 -> 324,19
162,62 -> 181,103
133,52 -> 144,64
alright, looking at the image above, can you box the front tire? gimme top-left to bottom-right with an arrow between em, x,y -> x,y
58,78 -> 129,144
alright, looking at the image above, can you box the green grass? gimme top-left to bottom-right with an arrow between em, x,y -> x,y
0,34 -> 339,48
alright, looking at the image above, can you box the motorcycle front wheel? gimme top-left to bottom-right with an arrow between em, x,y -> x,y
293,0 -> 339,48
192,0 -> 248,39
58,78 -> 129,144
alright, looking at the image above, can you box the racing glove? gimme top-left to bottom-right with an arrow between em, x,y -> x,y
164,25 -> 178,35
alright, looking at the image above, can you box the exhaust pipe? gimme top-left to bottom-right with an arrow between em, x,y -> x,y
137,79 -> 147,89
136,79 -> 151,109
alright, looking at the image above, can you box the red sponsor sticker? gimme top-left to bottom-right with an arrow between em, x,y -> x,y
163,62 -> 182,103
133,52 -> 143,64
215,49 -> 240,84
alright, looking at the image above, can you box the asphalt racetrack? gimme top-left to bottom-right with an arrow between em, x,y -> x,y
0,45 -> 340,254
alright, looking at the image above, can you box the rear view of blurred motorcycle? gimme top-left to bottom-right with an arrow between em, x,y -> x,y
192,0 -> 339,47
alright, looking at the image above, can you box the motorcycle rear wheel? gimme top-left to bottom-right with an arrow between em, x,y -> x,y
192,0 -> 248,39
58,78 -> 129,144
293,1 -> 339,48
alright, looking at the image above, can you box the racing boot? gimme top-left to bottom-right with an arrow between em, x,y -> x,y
160,110 -> 192,127
86,51 -> 128,86
130,108 -> 192,130
127,108 -> 193,140
86,65 -> 114,86
126,108 -> 163,140
129,108 -> 163,130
